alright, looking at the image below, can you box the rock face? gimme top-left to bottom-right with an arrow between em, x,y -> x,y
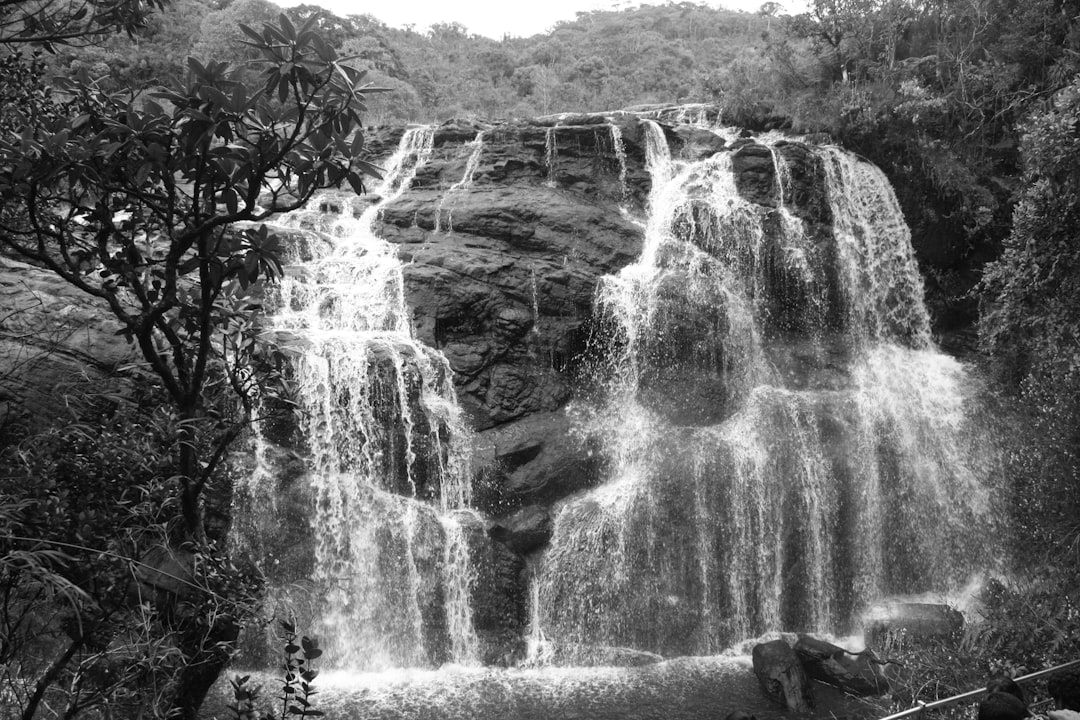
357,110 -> 832,519
246,107 -> 840,666
381,118 -> 649,430
752,639 -> 815,712
4,104 -> 944,672
0,255 -> 139,444
793,634 -> 889,696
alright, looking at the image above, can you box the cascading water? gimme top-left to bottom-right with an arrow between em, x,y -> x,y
533,130 -> 998,658
242,126 -> 480,671
435,130 -> 486,234
544,127 -> 558,187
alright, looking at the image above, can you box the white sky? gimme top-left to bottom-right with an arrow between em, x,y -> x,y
276,0 -> 794,40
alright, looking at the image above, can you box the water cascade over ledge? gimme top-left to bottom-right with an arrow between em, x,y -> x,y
231,110 -> 1002,691
237,127 -> 480,671
531,126 -> 998,659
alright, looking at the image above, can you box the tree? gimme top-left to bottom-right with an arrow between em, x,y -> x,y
0,0 -> 164,50
191,0 -> 278,68
981,75 -> 1080,564
0,10 -> 384,717
0,12 -> 382,544
786,0 -> 879,81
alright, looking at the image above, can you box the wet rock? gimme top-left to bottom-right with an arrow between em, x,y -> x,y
752,639 -> 814,712
356,114 -> 832,433
434,118 -> 490,146
454,511 -> 529,666
488,505 -> 553,555
471,409 -> 603,510
733,143 -> 779,207
673,124 -> 727,160
634,267 -> 751,426
865,601 -> 964,643
794,634 -> 889,696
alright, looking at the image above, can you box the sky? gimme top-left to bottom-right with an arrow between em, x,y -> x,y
275,0 -> 793,40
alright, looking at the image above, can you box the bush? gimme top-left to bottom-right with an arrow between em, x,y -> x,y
0,389 -> 263,718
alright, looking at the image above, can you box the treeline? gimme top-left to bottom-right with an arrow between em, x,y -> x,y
43,0 -> 775,121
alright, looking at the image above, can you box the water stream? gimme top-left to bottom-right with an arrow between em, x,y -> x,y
241,127 -> 479,671
532,132 -> 997,657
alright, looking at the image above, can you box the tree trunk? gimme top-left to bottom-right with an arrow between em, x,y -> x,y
170,613 -> 240,720
177,407 -> 206,545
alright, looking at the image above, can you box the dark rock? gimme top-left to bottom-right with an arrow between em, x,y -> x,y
0,256 -> 139,443
752,639 -> 814,712
733,143 -> 779,207
136,544 -> 196,601
434,118 -> 490,146
453,510 -> 529,666
471,409 -> 603,510
794,634 -> 889,696
673,124 -> 727,160
632,264 -> 752,426
488,505 -> 553,554
865,601 -> 964,642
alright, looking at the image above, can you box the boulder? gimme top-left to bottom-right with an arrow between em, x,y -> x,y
488,505 -> 553,555
793,634 -> 889,696
752,639 -> 815,712
136,544 -> 197,602
471,409 -> 604,510
864,601 -> 964,643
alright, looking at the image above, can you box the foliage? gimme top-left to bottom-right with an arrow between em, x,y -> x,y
0,11 -> 382,542
0,388 -> 264,719
980,76 -> 1080,568
0,8 -> 382,717
0,0 -> 165,50
229,622 -> 324,720
878,572 -> 1080,716
46,0 -> 775,122
192,0 -> 280,78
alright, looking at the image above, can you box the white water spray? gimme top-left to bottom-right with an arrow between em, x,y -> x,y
249,126 -> 480,670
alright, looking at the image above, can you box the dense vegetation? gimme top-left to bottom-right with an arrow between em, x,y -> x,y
1,0 -> 1079,716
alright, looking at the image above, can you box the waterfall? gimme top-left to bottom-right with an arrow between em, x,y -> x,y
435,130 -> 487,234
609,122 -> 629,202
246,126 -> 479,671
545,127 -> 558,187
534,132 -> 998,657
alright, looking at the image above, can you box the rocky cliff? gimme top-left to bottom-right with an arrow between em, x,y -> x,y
357,111 -> 834,521
2,105 -> 963,667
